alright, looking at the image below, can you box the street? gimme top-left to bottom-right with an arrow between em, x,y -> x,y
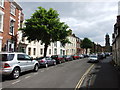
1,58 -> 93,89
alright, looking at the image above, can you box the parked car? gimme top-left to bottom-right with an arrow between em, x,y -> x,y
83,54 -> 89,58
51,55 -> 65,64
71,55 -> 80,60
36,57 -> 56,68
87,55 -> 99,63
0,52 -> 39,79
63,55 -> 73,61
79,54 -> 84,59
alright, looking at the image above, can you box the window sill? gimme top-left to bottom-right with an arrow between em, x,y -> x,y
0,30 -> 3,33
10,12 -> 16,17
9,32 -> 14,36
0,5 -> 4,9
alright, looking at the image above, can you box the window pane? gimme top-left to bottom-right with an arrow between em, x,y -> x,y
0,54 -> 14,61
17,54 -> 25,60
10,4 -> 15,15
34,48 -> 36,55
40,49 -> 43,55
0,0 -> 4,7
24,55 -> 31,60
28,48 -> 31,55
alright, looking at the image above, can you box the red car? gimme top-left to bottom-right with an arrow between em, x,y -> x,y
71,55 -> 80,60
51,55 -> 65,64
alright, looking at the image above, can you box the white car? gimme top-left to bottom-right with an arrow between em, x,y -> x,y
88,55 -> 99,63
0,52 -> 39,79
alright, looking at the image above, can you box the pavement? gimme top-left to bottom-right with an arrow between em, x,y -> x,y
81,56 -> 120,89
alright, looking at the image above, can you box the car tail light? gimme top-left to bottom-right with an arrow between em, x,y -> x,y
4,63 -> 10,68
40,60 -> 44,62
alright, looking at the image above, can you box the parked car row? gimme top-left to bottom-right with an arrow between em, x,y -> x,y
0,52 -> 86,79
87,52 -> 111,63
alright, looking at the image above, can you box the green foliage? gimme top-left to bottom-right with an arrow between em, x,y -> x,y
20,7 -> 70,56
81,38 -> 93,49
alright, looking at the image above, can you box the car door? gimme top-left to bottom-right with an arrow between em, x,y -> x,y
17,54 -> 28,72
46,57 -> 51,66
50,58 -> 55,65
24,54 -> 34,71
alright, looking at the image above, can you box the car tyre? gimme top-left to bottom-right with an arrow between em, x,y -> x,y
54,62 -> 56,65
11,67 -> 20,79
59,61 -> 61,64
33,64 -> 39,72
45,63 -> 48,68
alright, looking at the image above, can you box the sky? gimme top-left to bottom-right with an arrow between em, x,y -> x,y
17,0 -> 119,46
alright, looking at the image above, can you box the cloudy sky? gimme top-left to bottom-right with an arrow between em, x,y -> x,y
18,0 -> 118,46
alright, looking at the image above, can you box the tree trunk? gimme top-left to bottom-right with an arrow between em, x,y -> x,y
86,48 -> 88,54
44,43 -> 48,57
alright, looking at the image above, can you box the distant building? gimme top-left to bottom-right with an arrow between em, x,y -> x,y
0,0 -> 23,52
76,36 -> 84,55
91,42 -> 104,54
65,34 -> 76,55
104,34 -> 112,52
17,33 -> 66,58
112,15 -> 120,67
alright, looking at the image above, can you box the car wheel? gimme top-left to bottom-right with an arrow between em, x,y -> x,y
11,68 -> 20,79
54,62 -> 56,65
59,61 -> 61,64
34,64 -> 39,72
45,63 -> 48,68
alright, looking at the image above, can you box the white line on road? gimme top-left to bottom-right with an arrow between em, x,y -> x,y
12,80 -> 21,85
25,76 -> 31,79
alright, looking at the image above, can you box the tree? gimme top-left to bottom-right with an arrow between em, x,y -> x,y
81,38 -> 93,54
20,7 -> 71,57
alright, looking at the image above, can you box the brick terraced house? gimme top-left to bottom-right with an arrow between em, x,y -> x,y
0,0 -> 23,52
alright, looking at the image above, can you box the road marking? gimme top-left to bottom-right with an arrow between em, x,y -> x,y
12,80 -> 21,85
75,64 -> 95,90
25,76 -> 31,79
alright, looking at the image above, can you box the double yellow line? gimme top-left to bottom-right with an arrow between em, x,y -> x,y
75,64 -> 95,90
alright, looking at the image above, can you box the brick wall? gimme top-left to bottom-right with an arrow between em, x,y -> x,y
0,0 -> 23,51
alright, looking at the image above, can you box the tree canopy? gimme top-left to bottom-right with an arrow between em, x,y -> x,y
20,7 -> 71,57
81,38 -> 93,54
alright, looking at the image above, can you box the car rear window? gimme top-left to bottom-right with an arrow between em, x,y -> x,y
0,54 -> 15,61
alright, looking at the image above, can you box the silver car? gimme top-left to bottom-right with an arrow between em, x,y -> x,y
88,55 -> 99,63
36,57 -> 56,68
0,52 -> 39,79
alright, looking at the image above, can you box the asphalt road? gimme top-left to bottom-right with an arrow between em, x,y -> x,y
1,58 -> 93,89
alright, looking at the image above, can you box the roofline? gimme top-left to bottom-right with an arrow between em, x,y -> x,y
10,0 -> 23,10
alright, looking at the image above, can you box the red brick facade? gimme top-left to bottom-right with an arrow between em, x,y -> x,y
0,0 -> 23,52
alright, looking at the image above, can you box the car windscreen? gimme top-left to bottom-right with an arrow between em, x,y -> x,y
0,54 -> 15,61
